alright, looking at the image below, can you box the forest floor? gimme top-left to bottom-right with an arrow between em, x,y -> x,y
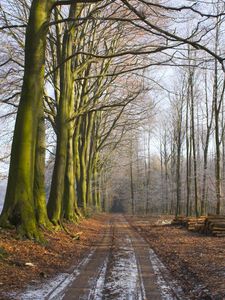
0,214 -> 108,300
0,214 -> 224,300
127,215 -> 225,300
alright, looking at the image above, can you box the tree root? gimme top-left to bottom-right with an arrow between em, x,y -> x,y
0,215 -> 14,230
38,218 -> 54,231
17,224 -> 43,242
59,219 -> 82,240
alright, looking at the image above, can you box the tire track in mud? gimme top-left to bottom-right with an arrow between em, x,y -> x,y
125,216 -> 189,300
98,215 -> 187,300
61,220 -> 113,300
100,220 -> 143,300
108,215 -> 162,300
53,215 -> 162,300
13,219 -> 113,300
85,215 -> 163,300
15,214 -> 186,300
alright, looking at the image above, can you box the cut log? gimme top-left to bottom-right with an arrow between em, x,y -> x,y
172,215 -> 225,237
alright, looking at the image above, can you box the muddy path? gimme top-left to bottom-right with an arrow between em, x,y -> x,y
16,214 -> 186,300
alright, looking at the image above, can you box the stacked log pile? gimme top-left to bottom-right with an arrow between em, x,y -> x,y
171,216 -> 206,231
171,216 -> 187,226
186,216 -> 206,232
204,215 -> 225,237
172,215 -> 225,237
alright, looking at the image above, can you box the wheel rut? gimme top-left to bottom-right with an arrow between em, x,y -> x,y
17,214 -> 186,300
61,214 -> 164,300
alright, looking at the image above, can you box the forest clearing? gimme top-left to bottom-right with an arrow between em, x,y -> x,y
1,0 -> 225,299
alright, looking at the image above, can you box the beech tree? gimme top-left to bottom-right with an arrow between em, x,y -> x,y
0,0 -> 105,238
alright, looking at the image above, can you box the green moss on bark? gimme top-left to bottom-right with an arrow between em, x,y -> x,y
0,0 -> 54,240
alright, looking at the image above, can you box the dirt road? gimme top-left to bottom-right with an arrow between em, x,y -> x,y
17,214 -> 186,300
60,214 -> 163,300
49,215 -> 186,300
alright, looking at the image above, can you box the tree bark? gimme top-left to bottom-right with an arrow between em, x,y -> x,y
34,105 -> 52,228
0,0 -> 53,239
48,4 -> 77,225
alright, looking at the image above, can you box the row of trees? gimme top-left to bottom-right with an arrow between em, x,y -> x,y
0,0 -> 153,239
0,0 -> 225,239
107,55 -> 225,218
103,1 -> 225,216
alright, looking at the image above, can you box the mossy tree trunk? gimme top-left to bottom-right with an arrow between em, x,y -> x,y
0,0 -> 53,239
63,127 -> 78,222
47,5 -> 77,225
85,112 -> 95,207
74,117 -> 82,208
79,121 -> 88,213
63,91 -> 81,222
92,153 -> 101,211
33,105 -> 52,229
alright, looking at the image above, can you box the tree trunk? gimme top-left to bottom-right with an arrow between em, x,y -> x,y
63,128 -> 80,222
0,0 -> 53,239
47,5 -> 76,225
145,131 -> 151,214
201,68 -> 213,216
34,105 -> 52,228
63,83 -> 81,221
176,143 -> 182,217
186,91 -> 190,217
189,65 -> 199,217
213,12 -> 222,215
93,156 -> 101,211
78,119 -> 88,213
129,138 -> 135,215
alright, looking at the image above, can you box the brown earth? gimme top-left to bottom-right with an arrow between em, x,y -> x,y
39,214 -> 164,300
0,214 -> 225,300
127,215 -> 225,300
0,214 -> 108,299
